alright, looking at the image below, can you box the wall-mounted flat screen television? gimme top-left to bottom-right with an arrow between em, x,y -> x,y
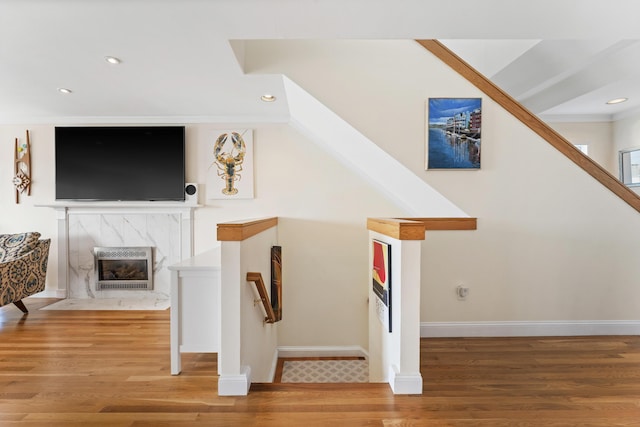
55,126 -> 186,201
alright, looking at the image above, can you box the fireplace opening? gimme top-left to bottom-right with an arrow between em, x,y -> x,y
94,246 -> 153,290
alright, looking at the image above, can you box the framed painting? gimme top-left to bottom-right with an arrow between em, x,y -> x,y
271,245 -> 282,322
207,129 -> 254,199
426,98 -> 482,170
372,239 -> 392,332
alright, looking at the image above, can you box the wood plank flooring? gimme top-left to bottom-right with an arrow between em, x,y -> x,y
1,298 -> 640,426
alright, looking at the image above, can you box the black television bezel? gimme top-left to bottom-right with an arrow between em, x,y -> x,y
54,126 -> 186,202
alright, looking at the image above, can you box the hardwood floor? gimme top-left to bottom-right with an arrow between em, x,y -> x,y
1,298 -> 640,426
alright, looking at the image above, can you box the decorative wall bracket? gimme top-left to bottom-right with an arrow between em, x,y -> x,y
246,272 -> 277,324
13,130 -> 32,204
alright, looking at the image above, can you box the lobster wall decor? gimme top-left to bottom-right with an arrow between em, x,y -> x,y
212,131 -> 246,195
208,129 -> 253,199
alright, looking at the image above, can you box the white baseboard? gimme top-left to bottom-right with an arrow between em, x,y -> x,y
277,345 -> 368,359
421,320 -> 640,337
389,365 -> 422,395
218,365 -> 251,396
269,348 -> 279,383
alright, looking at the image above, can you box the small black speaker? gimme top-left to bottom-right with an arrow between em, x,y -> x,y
185,183 -> 198,205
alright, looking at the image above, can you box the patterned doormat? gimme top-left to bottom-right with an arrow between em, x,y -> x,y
276,357 -> 369,383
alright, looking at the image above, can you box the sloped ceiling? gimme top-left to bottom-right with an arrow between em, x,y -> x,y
442,39 -> 640,121
1,0 -> 640,124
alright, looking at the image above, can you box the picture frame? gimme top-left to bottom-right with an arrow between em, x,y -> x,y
207,129 -> 254,199
372,239 -> 392,332
426,98 -> 482,170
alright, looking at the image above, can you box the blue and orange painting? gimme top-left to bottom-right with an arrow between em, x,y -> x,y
427,98 -> 482,169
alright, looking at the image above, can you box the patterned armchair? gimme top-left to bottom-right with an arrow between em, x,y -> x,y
0,232 -> 50,313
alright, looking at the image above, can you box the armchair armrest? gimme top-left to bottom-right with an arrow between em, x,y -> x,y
0,238 -> 51,308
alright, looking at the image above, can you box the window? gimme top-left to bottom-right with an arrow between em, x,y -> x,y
619,148 -> 640,186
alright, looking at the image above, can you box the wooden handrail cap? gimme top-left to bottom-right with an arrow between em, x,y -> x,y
217,217 -> 278,241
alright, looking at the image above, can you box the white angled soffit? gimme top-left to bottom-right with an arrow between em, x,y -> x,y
282,76 -> 469,217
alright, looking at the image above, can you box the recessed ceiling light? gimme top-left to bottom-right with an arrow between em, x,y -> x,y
57,88 -> 72,94
606,97 -> 628,105
261,94 -> 276,102
105,56 -> 121,65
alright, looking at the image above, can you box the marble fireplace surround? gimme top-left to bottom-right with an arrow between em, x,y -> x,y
41,202 -> 196,300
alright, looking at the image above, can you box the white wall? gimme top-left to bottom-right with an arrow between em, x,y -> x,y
244,39 -> 640,326
0,125 -> 59,284
547,114 -> 640,193
613,113 -> 640,155
547,121 -> 615,173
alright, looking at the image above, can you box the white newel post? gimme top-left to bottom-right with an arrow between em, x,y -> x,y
55,207 -> 69,298
216,217 -> 279,396
217,240 -> 251,396
368,218 -> 425,395
389,238 -> 422,394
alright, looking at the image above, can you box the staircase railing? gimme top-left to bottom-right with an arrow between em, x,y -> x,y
247,272 -> 277,324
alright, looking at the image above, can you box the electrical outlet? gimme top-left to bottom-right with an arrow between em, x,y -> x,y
456,285 -> 469,300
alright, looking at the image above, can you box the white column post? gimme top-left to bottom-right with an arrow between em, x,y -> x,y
54,207 -> 69,297
170,269 -> 181,375
367,218 -> 425,395
180,209 -> 194,260
389,239 -> 423,394
218,240 -> 251,396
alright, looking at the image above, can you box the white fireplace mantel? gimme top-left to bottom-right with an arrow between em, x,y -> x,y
38,201 -> 197,214
38,202 -> 199,298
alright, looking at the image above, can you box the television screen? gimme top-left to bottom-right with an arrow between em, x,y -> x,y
55,126 -> 186,201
